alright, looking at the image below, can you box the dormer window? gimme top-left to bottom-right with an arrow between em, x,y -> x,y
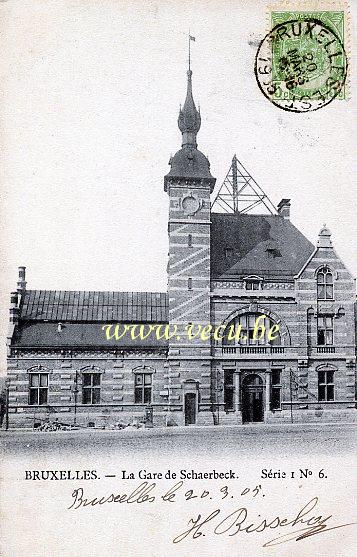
317,266 -> 334,300
246,280 -> 259,291
266,240 -> 282,259
266,247 -> 282,259
225,247 -> 233,259
244,276 -> 262,291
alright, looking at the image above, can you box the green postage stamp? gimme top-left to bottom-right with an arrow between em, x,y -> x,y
255,2 -> 348,112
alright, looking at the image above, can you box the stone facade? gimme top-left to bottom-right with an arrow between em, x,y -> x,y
5,70 -> 357,428
6,353 -> 169,429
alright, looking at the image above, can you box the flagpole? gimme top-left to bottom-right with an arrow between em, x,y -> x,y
188,32 -> 191,71
188,33 -> 195,72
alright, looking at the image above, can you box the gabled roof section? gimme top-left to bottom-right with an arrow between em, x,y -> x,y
295,225 -> 355,280
211,213 -> 314,280
19,290 -> 168,322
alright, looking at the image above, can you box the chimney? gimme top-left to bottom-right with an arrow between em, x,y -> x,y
17,266 -> 27,293
277,199 -> 291,219
9,291 -> 19,324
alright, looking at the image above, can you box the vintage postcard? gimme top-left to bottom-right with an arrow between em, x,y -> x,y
0,1 -> 356,555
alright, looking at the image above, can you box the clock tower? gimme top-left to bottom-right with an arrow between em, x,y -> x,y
164,68 -> 216,425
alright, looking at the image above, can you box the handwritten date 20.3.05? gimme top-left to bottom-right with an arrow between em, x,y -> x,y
68,480 -> 357,547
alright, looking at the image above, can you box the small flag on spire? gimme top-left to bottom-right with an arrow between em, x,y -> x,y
188,33 -> 196,72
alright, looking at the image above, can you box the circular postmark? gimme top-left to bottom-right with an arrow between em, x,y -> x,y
255,18 -> 348,112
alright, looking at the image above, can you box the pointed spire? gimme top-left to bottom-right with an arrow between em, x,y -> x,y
164,50 -> 216,191
178,69 -> 201,148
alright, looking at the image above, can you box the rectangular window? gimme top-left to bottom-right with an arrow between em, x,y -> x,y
317,284 -> 324,299
188,278 -> 192,290
326,288 -> 333,299
318,370 -> 335,401
271,370 -> 282,410
317,316 -> 334,345
246,281 -> 259,290
29,373 -> 49,405
225,248 -> 233,259
82,373 -> 101,404
135,373 -> 152,404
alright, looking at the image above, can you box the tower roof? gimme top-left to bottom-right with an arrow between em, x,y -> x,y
167,148 -> 214,181
165,68 -> 215,188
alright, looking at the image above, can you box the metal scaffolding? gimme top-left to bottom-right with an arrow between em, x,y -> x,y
211,155 -> 277,215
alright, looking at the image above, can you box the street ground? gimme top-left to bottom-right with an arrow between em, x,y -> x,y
1,422 -> 356,459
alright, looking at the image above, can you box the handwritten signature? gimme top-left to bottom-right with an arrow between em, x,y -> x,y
68,482 -> 356,547
173,497 -> 357,547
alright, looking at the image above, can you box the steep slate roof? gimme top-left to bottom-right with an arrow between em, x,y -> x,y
211,213 -> 314,280
20,290 -> 168,322
13,291 -> 169,348
12,322 -> 168,348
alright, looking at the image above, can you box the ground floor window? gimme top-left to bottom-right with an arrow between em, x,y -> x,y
271,369 -> 282,410
318,370 -> 334,401
224,370 -> 234,411
134,373 -> 152,403
82,373 -> 101,404
29,373 -> 48,405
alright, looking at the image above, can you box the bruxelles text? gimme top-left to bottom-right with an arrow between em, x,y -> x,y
101,316 -> 280,343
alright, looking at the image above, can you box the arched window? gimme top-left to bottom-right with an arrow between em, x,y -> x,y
222,313 -> 281,346
317,266 -> 333,300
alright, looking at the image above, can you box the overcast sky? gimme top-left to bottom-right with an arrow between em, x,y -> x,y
0,0 -> 356,370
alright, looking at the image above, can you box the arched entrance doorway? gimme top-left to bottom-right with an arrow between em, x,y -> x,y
242,374 -> 264,423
